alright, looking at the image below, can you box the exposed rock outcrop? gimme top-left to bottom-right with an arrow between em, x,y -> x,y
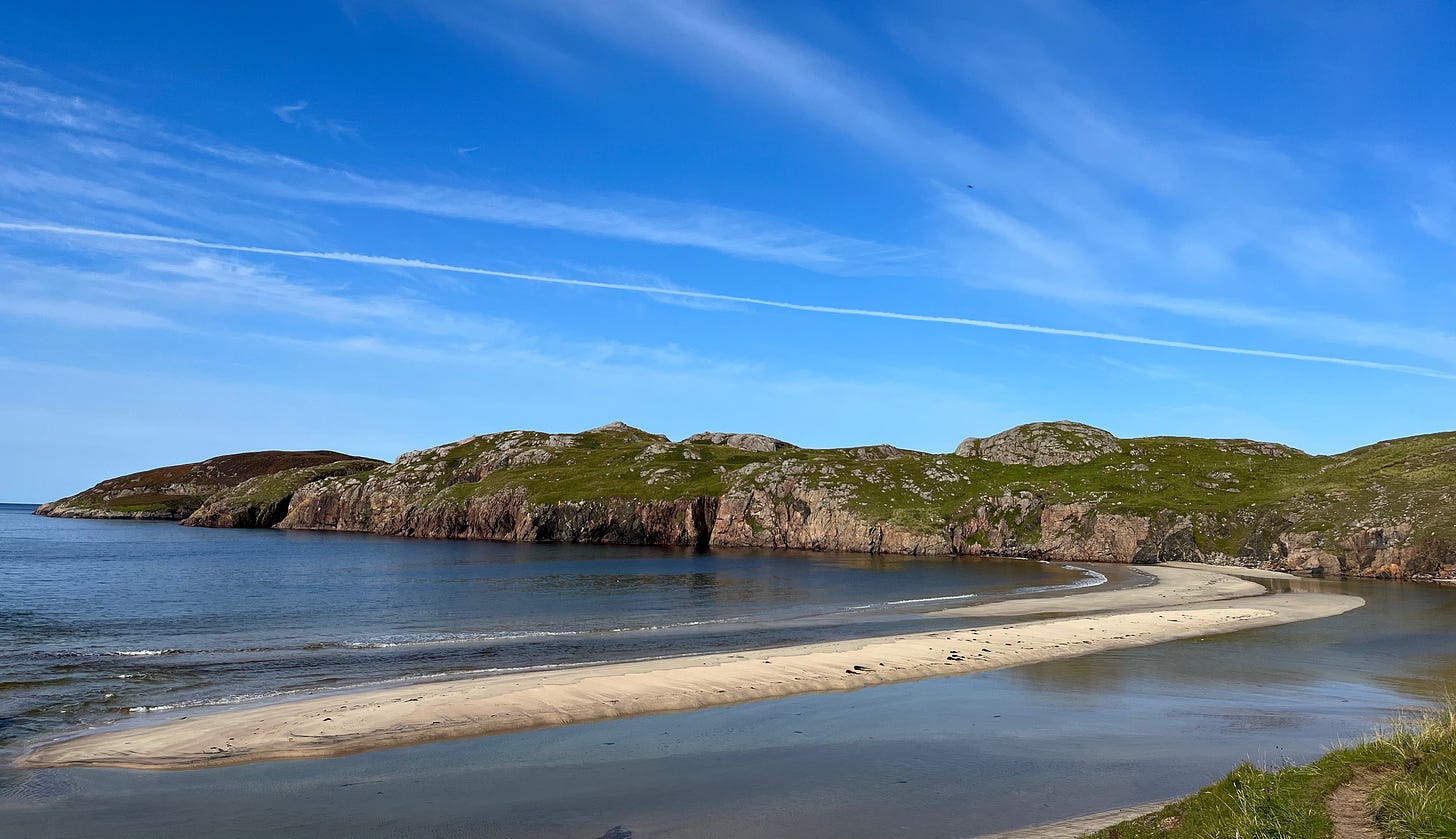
38,422 -> 1456,583
585,422 -> 667,444
683,432 -> 795,453
181,459 -> 383,528
285,487 -> 718,549
956,421 -> 1122,467
844,444 -> 916,461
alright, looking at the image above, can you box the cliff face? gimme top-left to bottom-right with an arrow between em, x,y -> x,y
180,459 -> 384,528
38,422 -> 1456,583
34,450 -> 379,520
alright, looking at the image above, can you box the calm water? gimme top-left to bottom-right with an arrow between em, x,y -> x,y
5,505 -> 1456,838
0,504 -> 1102,761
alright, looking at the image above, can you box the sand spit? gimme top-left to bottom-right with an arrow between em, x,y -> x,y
935,564 -> 1267,619
17,567 -> 1362,771
1159,561 -> 1298,580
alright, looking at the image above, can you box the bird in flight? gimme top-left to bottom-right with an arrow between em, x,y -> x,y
966,184 -> 974,189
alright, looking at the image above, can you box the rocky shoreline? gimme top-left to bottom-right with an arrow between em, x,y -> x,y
36,421 -> 1456,583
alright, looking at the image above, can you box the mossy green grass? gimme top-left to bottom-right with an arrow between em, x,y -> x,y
1088,703 -> 1456,839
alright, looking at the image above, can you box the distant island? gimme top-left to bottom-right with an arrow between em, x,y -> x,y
36,421 -> 1456,583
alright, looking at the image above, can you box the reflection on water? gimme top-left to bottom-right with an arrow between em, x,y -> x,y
0,505 -> 1090,764
505,571 -> 798,606
7,504 -> 1456,838
1007,575 -> 1456,704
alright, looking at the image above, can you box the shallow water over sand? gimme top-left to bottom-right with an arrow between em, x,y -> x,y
0,504 -> 1100,760
5,506 -> 1456,837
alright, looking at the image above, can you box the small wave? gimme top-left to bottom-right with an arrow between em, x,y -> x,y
847,592 -> 982,610
882,593 -> 981,606
46,618 -> 754,660
604,617 -> 746,633
339,629 -> 578,649
337,617 -> 748,649
846,563 -> 1107,612
1011,564 -> 1108,595
127,688 -> 295,714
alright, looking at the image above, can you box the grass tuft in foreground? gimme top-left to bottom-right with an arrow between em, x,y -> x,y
1087,702 -> 1456,839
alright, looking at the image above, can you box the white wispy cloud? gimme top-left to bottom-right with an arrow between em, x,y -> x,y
0,242 -> 740,389
270,99 -> 358,139
254,171 -> 916,272
0,247 -> 521,345
0,79 -> 148,134
1,295 -> 177,330
5,220 -> 1453,380
460,0 -> 986,173
0,60 -> 912,273
3,37 -> 1454,384
454,2 -> 1425,352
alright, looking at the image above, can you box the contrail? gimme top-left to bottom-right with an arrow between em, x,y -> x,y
3,219 -> 1453,380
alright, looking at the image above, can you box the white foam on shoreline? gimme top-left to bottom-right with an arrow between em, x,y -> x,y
850,563 -> 1107,609
109,567 -> 1117,718
84,570 -> 1111,659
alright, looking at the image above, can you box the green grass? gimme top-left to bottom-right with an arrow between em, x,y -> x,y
435,433 -> 763,505
97,493 -> 199,514
1086,703 -> 1456,839
1367,706 -> 1456,838
184,459 -> 383,526
214,459 -> 381,509
50,451 -> 380,518
62,423 -> 1456,559
405,427 -> 1456,557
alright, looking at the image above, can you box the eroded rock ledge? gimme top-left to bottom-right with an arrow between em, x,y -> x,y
37,422 -> 1456,582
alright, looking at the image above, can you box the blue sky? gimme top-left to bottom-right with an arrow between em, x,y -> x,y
4,1 -> 1456,501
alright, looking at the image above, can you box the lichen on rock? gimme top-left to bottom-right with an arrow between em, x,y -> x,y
683,432 -> 795,453
955,421 -> 1122,467
37,421 -> 1456,583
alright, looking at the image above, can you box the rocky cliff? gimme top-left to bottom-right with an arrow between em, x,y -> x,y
36,450 -> 382,520
180,459 -> 384,528
37,422 -> 1456,582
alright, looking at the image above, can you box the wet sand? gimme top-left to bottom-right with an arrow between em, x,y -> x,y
16,565 -> 1362,770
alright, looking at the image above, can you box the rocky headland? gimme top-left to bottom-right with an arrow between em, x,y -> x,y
35,450 -> 383,522
36,421 -> 1456,582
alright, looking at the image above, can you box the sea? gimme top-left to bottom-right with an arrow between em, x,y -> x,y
3,502 -> 1456,838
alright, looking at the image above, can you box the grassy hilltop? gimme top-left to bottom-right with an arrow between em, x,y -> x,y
35,450 -> 382,522
36,421 -> 1456,580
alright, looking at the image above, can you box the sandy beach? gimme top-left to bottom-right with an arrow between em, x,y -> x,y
17,565 -> 1362,771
